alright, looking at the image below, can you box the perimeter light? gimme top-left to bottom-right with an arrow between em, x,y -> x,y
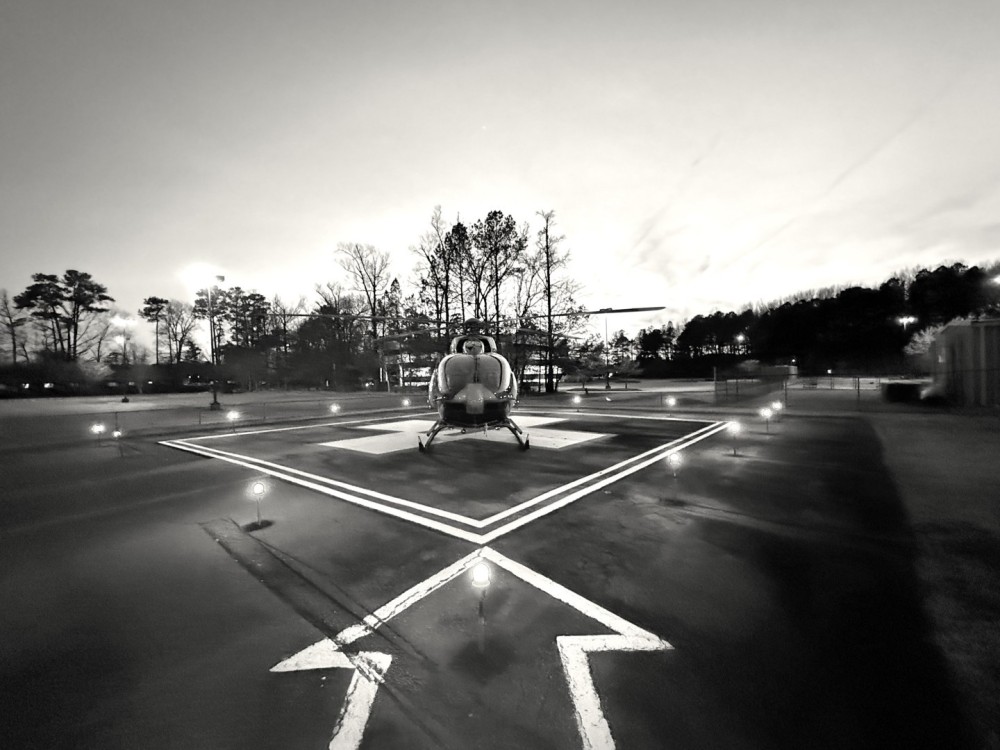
90,423 -> 106,435
471,562 -> 492,589
329,403 -> 341,413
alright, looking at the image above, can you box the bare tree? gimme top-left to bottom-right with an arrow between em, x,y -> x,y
268,294 -> 306,358
470,211 -> 527,330
337,243 -> 392,340
0,289 -> 29,364
163,300 -> 198,364
445,221 -> 472,324
411,206 -> 463,335
534,210 -> 579,391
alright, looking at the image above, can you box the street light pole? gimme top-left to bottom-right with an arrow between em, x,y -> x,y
601,309 -> 611,389
208,275 -> 225,410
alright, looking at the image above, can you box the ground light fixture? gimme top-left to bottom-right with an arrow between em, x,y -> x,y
666,451 -> 682,477
251,480 -> 266,527
727,421 -> 741,455
471,561 -> 492,589
401,398 -> 411,407
665,395 -> 677,411
90,423 -> 106,436
471,560 -> 492,652
227,410 -> 240,432
771,400 -> 784,419
760,407 -> 774,432
111,428 -> 125,457
329,403 -> 341,414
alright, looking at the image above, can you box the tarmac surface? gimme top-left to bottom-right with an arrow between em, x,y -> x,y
1,383 -> 997,749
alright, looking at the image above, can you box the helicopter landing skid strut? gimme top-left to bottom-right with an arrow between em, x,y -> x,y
418,418 -> 530,452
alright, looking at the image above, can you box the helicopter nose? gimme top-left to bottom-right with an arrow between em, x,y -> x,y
456,383 -> 492,414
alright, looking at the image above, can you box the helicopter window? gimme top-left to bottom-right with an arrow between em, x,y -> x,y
462,340 -> 485,355
454,336 -> 492,354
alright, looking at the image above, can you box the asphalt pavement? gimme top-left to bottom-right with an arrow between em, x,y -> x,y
0,385 -> 996,749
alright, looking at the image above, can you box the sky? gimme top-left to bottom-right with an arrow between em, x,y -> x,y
2,0 -> 999,349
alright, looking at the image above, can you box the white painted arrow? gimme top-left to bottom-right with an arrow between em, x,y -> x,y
271,547 -> 672,749
271,644 -> 391,750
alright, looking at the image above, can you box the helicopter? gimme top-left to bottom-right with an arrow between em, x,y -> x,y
289,306 -> 664,451
420,317 -> 526,451
415,306 -> 665,451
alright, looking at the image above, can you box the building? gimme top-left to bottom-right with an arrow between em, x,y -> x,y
930,317 -> 1000,407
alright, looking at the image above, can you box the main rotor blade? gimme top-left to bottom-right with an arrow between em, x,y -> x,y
376,328 -> 447,343
519,305 -> 664,320
285,313 -> 445,323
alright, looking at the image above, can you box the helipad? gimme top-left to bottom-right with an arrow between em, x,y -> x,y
162,410 -> 729,544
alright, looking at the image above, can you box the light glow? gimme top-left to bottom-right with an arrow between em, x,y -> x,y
471,562 -> 492,588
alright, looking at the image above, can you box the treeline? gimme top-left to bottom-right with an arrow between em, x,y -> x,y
0,208 -> 584,393
632,262 -> 1000,377
3,208 -> 999,395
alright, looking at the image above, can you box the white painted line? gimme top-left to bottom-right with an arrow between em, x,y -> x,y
479,548 -> 666,641
271,639 -> 354,671
476,420 -> 725,527
186,412 -> 430,441
477,422 -> 731,540
521,408 -> 709,424
558,638 -> 613,750
161,423 -> 725,544
160,439 -> 486,543
270,640 -> 391,750
273,547 -> 671,750
162,416 -> 728,543
161,439 -> 484,529
335,548 -> 484,645
557,634 -> 670,750
329,651 -> 392,750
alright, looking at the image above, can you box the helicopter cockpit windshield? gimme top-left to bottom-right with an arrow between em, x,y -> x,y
450,335 -> 496,354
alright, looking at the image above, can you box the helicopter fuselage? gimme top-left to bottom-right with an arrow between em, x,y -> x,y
419,332 -> 527,450
429,348 -> 517,424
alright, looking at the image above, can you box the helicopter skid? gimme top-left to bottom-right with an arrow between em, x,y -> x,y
419,417 -> 529,452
